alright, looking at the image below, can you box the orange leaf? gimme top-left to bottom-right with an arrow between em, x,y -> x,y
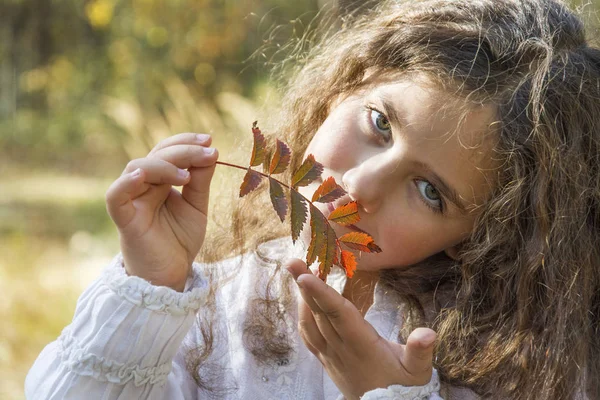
291,154 -> 323,188
307,204 -> 327,265
269,177 -> 288,222
250,121 -> 266,167
240,167 -> 263,197
328,201 -> 360,226
339,232 -> 380,253
290,190 -> 308,244
311,176 -> 346,203
269,139 -> 291,175
340,250 -> 357,278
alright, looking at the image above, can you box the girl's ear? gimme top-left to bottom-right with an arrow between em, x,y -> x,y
444,244 -> 461,261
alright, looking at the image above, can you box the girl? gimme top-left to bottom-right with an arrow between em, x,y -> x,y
26,0 -> 600,398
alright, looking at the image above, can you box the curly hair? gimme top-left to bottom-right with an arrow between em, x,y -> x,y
191,1 -> 600,398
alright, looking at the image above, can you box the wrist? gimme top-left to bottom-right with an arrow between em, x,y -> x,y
123,262 -> 188,292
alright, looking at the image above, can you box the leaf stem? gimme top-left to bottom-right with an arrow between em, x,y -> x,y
215,160 -> 314,207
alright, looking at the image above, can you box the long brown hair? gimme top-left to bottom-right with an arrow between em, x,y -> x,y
190,1 -> 600,398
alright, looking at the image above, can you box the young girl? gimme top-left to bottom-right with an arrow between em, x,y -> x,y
26,0 -> 600,398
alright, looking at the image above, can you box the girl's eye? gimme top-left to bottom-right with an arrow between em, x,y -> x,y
366,106 -> 392,142
415,179 -> 444,213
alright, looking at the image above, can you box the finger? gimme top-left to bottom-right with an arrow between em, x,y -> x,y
296,274 -> 344,345
401,328 -> 436,383
148,144 -> 218,170
285,258 -> 311,280
148,133 -> 212,157
181,162 -> 217,216
106,168 -> 151,228
123,158 -> 192,186
297,273 -> 364,335
297,295 -> 326,354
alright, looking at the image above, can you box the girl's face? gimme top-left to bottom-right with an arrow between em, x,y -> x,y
299,76 -> 499,272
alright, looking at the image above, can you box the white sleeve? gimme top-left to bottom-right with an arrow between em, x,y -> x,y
359,369 -> 443,400
25,253 -> 209,400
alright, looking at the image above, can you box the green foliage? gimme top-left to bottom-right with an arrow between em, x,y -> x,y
0,0 -> 322,175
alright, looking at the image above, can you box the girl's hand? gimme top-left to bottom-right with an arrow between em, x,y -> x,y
105,133 -> 218,291
286,259 -> 436,400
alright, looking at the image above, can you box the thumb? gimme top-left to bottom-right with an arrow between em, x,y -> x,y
402,327 -> 436,384
181,162 -> 217,215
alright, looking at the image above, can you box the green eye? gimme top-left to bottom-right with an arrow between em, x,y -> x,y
367,107 -> 392,143
415,179 -> 443,212
372,110 -> 391,131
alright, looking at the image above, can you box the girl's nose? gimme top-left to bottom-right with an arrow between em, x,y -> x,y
341,153 -> 398,213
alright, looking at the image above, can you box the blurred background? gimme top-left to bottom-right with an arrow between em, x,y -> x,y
0,0 -> 597,398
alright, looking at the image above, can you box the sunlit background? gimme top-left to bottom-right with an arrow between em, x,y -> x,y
1,0 -> 598,398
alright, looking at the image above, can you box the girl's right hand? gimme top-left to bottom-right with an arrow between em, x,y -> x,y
105,133 -> 218,291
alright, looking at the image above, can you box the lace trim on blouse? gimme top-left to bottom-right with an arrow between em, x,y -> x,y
102,253 -> 209,315
57,330 -> 173,386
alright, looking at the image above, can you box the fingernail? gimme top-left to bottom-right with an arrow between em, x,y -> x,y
203,147 -> 216,155
131,168 -> 142,178
196,133 -> 210,143
177,168 -> 189,179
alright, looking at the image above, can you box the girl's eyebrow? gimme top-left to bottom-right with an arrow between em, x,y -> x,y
413,160 -> 469,214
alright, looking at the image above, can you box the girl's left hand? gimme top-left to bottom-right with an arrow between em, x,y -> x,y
286,258 -> 437,400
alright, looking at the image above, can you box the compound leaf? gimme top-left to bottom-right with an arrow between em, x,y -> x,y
269,177 -> 288,222
290,189 -> 308,244
328,201 -> 360,226
291,154 -> 323,188
269,139 -> 291,175
250,121 -> 266,167
240,167 -> 263,197
311,176 -> 346,203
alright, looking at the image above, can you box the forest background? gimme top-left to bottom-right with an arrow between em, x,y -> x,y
0,0 -> 597,399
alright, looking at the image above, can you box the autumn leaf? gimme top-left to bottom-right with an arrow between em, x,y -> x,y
291,154 -> 323,188
290,189 -> 308,244
218,120 -> 384,282
250,121 -> 266,167
317,224 -> 338,281
307,204 -> 327,265
340,250 -> 357,278
240,167 -> 263,197
328,201 -> 360,226
311,176 -> 347,203
269,139 -> 291,175
269,177 -> 288,222
339,232 -> 381,253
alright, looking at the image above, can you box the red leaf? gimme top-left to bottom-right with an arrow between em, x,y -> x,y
250,121 -> 266,167
307,204 -> 327,265
328,201 -> 360,226
291,154 -> 323,188
340,250 -> 357,278
339,232 -> 380,253
318,224 -> 338,281
311,176 -> 347,203
239,167 -> 263,197
269,139 -> 291,175
290,190 -> 308,244
269,177 -> 288,222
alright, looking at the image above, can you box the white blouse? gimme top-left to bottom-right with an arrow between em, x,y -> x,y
25,237 -> 444,399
